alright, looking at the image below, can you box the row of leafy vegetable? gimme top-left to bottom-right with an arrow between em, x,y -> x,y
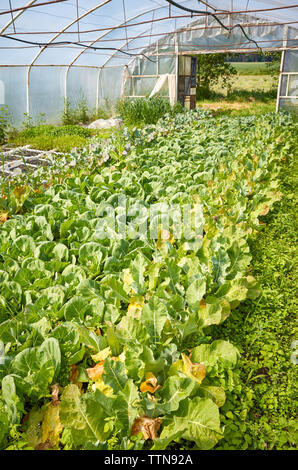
0,110 -> 294,450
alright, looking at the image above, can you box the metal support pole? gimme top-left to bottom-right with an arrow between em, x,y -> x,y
276,50 -> 285,112
96,67 -> 103,115
26,66 -> 30,116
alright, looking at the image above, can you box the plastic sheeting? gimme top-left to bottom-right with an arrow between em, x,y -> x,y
149,74 -> 176,105
0,1 -> 297,124
277,50 -> 298,112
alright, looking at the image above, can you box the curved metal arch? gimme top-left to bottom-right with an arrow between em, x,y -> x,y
63,4 -> 166,111
26,0 -> 111,114
94,25 -> 155,110
66,4 -> 167,69
0,0 -> 40,34
99,26 -> 156,70
28,0 -> 112,68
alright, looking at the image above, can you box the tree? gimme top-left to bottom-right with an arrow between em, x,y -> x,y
265,51 -> 282,75
196,54 -> 237,99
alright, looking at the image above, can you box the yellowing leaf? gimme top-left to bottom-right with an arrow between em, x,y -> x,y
92,380 -> 114,396
140,372 -> 161,394
182,354 -> 207,384
259,204 -> 270,216
113,352 -> 126,362
12,186 -> 28,199
35,440 -> 53,450
128,298 -> 144,318
0,211 -> 9,224
123,270 -> 133,286
25,403 -> 63,450
40,403 -> 63,448
131,415 -> 162,440
87,361 -> 105,381
88,356 -> 125,397
156,229 -> 175,250
91,347 -> 111,363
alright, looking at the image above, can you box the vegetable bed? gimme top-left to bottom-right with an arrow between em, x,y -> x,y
0,110 -> 295,450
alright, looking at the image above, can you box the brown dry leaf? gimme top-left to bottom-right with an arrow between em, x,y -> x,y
259,205 -> 270,216
140,372 -> 161,394
131,415 -> 162,440
182,353 -> 206,384
69,364 -> 79,383
87,360 -> 105,381
51,384 -> 60,406
35,439 -> 53,451
21,413 -> 30,427
69,364 -> 82,390
0,211 -> 9,224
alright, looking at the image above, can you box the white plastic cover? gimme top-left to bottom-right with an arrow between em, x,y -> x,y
0,1 -> 297,124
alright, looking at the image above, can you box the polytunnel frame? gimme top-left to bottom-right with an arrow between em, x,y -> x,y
63,4 -> 165,115
26,0 -> 112,115
121,14 -> 298,109
23,1 -> 173,116
0,1 -> 297,121
23,1 -> 188,117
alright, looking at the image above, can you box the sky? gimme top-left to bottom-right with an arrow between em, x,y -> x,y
0,0 -> 296,66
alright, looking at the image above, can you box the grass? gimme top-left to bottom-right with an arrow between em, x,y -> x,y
212,152 -> 298,450
198,69 -> 279,116
198,99 -> 276,117
212,75 -> 278,97
229,62 -> 276,75
230,75 -> 278,92
5,124 -> 113,153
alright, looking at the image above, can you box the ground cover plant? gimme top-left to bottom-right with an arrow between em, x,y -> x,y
213,153 -> 298,450
0,109 -> 296,450
5,125 -> 112,153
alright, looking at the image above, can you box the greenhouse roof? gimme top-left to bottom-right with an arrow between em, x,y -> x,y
0,0 -> 297,68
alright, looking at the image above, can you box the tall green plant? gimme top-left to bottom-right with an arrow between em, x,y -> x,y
116,97 -> 184,127
0,106 -> 10,144
62,96 -> 89,125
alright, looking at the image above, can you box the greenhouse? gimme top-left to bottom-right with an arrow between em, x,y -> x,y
0,1 -> 297,454
0,0 -> 297,125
